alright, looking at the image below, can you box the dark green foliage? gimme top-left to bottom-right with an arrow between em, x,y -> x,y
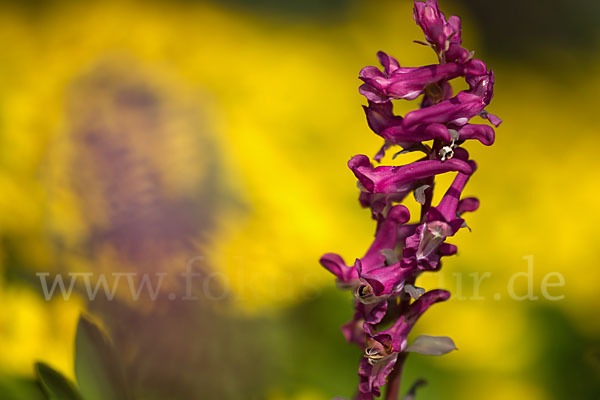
35,316 -> 130,400
74,316 -> 131,400
35,362 -> 82,400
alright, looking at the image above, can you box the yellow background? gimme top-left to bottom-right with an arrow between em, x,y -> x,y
0,0 -> 598,399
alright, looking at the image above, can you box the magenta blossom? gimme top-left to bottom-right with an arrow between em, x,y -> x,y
349,154 -> 472,194
402,161 -> 475,271
319,205 -> 410,290
413,0 -> 471,63
359,55 -> 485,103
358,290 -> 450,399
320,1 -> 499,398
364,104 -> 496,148
402,70 -> 497,128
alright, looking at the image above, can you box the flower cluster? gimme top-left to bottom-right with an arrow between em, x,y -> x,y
320,1 -> 500,399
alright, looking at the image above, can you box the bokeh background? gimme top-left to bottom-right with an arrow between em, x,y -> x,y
0,0 -> 599,399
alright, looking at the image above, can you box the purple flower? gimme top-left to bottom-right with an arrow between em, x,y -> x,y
342,311 -> 368,348
358,290 -> 451,399
360,60 -> 463,103
385,122 -> 496,147
380,123 -> 452,147
363,102 -> 496,153
480,110 -> 503,127
363,101 -> 402,138
319,205 -> 410,290
413,0 -> 472,64
457,196 -> 479,215
359,54 -> 487,104
363,205 -> 411,264
363,101 -> 452,147
357,299 -> 390,329
413,0 -> 460,49
355,258 -> 413,302
455,123 -> 495,145
320,2 -> 499,398
445,42 -> 472,64
402,70 -> 496,128
319,253 -> 360,289
358,191 -> 412,222
357,356 -> 396,400
349,154 -> 473,194
402,161 -> 476,270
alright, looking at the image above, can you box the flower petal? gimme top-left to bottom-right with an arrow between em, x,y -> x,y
349,155 -> 473,194
319,253 -> 359,288
436,160 -> 477,221
403,71 -> 495,128
457,197 -> 479,215
457,124 -> 495,146
377,51 -> 401,76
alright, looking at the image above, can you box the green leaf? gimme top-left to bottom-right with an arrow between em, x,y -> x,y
74,315 -> 130,400
35,362 -> 82,400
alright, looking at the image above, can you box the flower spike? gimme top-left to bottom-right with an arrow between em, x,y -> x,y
320,1 -> 499,397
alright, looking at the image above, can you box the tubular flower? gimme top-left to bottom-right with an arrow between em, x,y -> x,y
413,0 -> 471,63
349,154 -> 472,194
401,70 -> 496,128
402,162 -> 476,271
320,1 -> 499,399
358,290 -> 450,398
319,204 -> 410,291
359,56 -> 484,103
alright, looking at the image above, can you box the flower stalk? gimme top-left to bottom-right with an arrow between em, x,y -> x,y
320,1 -> 501,399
